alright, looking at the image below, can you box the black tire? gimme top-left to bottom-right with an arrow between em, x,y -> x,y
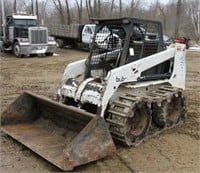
55,38 -> 65,48
29,54 -> 37,57
45,52 -> 54,56
13,42 -> 23,58
71,42 -> 77,49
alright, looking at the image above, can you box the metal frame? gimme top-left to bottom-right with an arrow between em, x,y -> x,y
59,17 -> 186,117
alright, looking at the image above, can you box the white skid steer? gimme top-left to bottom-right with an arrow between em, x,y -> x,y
1,18 -> 186,171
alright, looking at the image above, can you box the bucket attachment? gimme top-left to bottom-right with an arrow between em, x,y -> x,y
1,92 -> 116,171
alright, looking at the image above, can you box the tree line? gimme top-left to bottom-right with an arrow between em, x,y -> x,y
1,0 -> 199,42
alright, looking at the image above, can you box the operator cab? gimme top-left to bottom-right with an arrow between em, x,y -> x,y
86,18 -> 172,81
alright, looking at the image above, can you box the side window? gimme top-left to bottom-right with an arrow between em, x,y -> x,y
7,17 -> 14,26
88,27 -> 92,34
85,26 -> 92,34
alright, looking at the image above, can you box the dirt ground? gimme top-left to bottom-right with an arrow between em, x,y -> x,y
0,48 -> 200,173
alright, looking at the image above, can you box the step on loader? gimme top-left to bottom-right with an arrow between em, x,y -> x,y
1,18 -> 187,171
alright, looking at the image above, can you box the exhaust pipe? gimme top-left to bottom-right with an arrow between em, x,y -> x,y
1,0 -> 6,41
32,0 -> 36,16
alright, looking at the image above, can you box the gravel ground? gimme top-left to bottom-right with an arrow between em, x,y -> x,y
0,49 -> 199,173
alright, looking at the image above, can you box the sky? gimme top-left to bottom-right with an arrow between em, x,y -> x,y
50,0 -> 171,7
122,0 -> 170,9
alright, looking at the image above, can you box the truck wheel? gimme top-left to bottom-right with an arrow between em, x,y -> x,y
13,42 -> 23,58
71,42 -> 77,49
55,39 -> 65,48
45,52 -> 54,56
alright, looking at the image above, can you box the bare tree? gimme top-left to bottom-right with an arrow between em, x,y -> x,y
119,0 -> 122,17
130,0 -> 135,16
129,0 -> 140,16
36,0 -> 39,18
93,0 -> 100,17
39,0 -> 48,25
14,0 -> 17,13
75,0 -> 83,23
174,0 -> 182,38
65,0 -> 71,24
157,3 -> 167,33
4,0 -> 199,42
52,0 -> 65,24
31,0 -> 34,14
97,0 -> 101,17
94,0 -> 97,17
189,0 -> 200,41
110,0 -> 115,17
86,0 -> 90,18
86,0 -> 93,18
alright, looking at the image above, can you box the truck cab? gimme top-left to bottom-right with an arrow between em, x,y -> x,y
81,24 -> 95,45
5,15 -> 37,43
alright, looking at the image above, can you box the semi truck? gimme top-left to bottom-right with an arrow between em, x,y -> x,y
0,0 -> 56,57
49,24 -> 120,50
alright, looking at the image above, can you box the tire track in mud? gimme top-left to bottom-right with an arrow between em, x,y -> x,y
115,153 -> 138,173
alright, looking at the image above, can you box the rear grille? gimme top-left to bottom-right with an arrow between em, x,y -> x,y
30,29 -> 47,44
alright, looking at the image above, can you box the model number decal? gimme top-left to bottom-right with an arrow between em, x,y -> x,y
116,76 -> 126,82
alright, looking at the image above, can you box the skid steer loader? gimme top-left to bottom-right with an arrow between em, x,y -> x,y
1,18 -> 187,171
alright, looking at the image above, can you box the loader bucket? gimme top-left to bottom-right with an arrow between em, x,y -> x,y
1,92 -> 116,171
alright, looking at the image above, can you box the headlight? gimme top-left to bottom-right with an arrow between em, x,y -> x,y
20,38 -> 29,42
48,36 -> 55,41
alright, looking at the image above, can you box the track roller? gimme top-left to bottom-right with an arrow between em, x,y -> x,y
125,101 -> 151,145
152,90 -> 186,127
107,95 -> 151,146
